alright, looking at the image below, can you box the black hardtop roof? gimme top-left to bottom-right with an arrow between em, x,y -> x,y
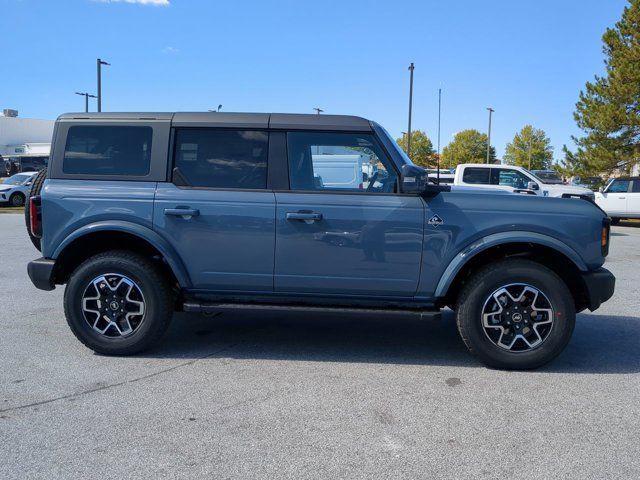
57,112 -> 373,131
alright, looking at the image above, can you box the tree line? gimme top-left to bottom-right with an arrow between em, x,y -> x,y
397,0 -> 639,178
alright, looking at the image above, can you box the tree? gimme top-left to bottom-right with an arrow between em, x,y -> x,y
504,125 -> 554,170
571,0 -> 640,176
441,129 -> 496,166
396,130 -> 435,167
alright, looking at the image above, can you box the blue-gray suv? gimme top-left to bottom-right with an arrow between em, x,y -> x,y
25,112 -> 615,369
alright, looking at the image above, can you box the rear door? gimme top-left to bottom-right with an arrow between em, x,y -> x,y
153,127 -> 276,292
274,131 -> 424,297
629,179 -> 640,216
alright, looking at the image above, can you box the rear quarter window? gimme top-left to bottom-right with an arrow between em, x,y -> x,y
63,126 -> 153,176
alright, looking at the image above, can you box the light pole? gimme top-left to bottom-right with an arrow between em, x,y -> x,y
437,88 -> 442,181
313,107 -> 324,115
407,62 -> 415,159
486,107 -> 494,163
528,136 -> 533,170
97,58 -> 110,112
75,92 -> 97,113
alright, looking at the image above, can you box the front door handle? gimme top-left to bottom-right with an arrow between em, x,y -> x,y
164,208 -> 200,219
286,212 -> 323,222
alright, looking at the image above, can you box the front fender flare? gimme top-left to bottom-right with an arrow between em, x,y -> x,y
52,220 -> 192,288
434,231 -> 587,298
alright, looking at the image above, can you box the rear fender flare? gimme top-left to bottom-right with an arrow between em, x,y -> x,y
52,220 -> 192,288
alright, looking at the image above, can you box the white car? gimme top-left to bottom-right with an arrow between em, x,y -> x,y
0,171 -> 38,207
595,177 -> 640,223
454,164 -> 595,200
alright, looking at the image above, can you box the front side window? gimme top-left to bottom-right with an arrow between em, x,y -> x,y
632,180 -> 640,193
491,168 -> 530,189
174,129 -> 268,189
608,180 -> 630,193
287,132 -> 397,193
63,126 -> 152,176
462,167 -> 490,184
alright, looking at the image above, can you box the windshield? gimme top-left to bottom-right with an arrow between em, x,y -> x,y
531,170 -> 564,184
3,174 -> 32,185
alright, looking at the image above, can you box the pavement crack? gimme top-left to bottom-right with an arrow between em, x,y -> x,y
0,330 -> 260,415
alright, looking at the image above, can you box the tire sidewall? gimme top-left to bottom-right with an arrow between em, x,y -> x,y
458,262 -> 575,369
64,255 -> 169,354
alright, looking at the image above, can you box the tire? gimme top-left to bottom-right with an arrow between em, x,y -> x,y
24,168 -> 47,251
456,258 -> 575,370
610,218 -> 621,225
9,192 -> 25,207
64,250 -> 174,355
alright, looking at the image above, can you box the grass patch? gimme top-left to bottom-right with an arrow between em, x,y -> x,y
0,206 -> 23,214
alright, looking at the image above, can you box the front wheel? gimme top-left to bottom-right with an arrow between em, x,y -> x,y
10,192 -> 25,207
64,251 -> 174,355
456,259 -> 575,370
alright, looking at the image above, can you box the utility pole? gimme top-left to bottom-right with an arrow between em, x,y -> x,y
75,92 -> 97,113
486,107 -> 494,163
407,62 -> 415,159
528,136 -> 533,170
437,88 -> 442,183
97,58 -> 110,112
313,107 -> 324,115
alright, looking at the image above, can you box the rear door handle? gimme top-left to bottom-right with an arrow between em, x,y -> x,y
164,208 -> 200,218
286,212 -> 323,222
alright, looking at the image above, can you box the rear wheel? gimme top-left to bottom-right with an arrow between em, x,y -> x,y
24,168 -> 47,251
9,192 -> 25,207
64,251 -> 174,355
456,259 -> 575,370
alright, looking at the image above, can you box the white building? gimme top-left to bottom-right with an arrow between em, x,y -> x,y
0,110 -> 54,174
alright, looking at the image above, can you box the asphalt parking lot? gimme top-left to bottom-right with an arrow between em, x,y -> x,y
1,213 -> 639,479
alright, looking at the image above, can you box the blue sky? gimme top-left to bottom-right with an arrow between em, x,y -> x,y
1,0 -> 628,159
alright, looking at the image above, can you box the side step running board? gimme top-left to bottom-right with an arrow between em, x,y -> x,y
182,301 -> 441,320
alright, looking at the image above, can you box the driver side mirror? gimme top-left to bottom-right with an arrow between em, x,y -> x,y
527,181 -> 539,191
401,164 -> 450,196
598,186 -> 604,193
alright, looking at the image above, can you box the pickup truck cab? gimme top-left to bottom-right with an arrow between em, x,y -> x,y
454,163 -> 595,200
595,176 -> 640,223
25,112 -> 615,369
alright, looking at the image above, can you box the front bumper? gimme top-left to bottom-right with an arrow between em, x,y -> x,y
27,257 -> 56,291
581,267 -> 615,311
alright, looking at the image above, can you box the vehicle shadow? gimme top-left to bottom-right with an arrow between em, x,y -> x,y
143,310 -> 640,374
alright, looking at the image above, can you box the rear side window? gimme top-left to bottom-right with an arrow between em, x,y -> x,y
462,167 -> 490,184
63,126 -> 152,176
173,129 -> 268,189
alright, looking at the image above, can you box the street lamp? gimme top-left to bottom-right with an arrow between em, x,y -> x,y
313,107 -> 324,115
75,92 -> 97,113
208,105 -> 223,112
407,62 -> 415,159
97,58 -> 110,112
486,107 -> 494,163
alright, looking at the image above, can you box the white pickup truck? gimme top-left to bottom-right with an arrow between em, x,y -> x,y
453,164 -> 595,200
595,177 -> 640,223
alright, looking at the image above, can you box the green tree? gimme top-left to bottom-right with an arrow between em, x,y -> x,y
441,129 -> 496,166
396,130 -> 435,168
571,0 -> 640,176
504,125 -> 554,170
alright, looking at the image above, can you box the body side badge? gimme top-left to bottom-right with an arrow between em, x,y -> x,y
428,214 -> 444,227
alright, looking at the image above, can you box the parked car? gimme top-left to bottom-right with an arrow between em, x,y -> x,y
454,164 -> 595,200
594,177 -> 640,223
25,112 -> 614,370
0,171 -> 38,207
572,176 -> 605,191
531,170 -> 565,185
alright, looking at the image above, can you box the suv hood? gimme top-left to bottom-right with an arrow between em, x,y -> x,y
543,183 -> 592,195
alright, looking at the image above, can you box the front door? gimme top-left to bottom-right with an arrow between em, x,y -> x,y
274,131 -> 424,297
602,179 -> 631,215
154,128 -> 275,292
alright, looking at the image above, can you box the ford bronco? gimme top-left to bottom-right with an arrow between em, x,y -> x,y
25,112 -> 615,369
